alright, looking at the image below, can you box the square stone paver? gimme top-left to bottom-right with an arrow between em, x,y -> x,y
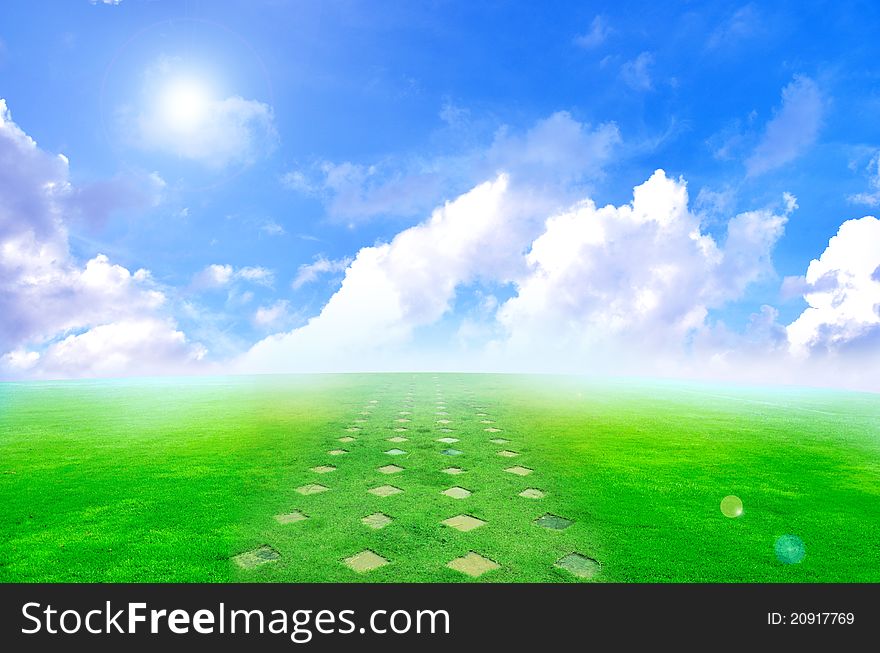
439,428 -> 454,433
436,419 -> 451,424
234,545 -> 281,569
339,436 -> 356,443
378,464 -> 403,474
476,413 -> 488,417
497,450 -> 519,458
490,438 -> 509,445
274,510 -> 308,524
442,467 -> 465,475
393,427 -> 408,432
369,400 -> 378,404
385,448 -> 407,456
436,411 -> 449,416
442,514 -> 486,532
345,427 -> 361,432
396,418 -> 410,423
480,420 -> 495,424
519,488 -> 546,499
446,552 -> 499,578
441,448 -> 463,456
485,427 -> 502,433
361,513 -> 393,529
555,553 -> 600,579
534,513 -> 573,530
442,486 -> 472,499
296,483 -> 329,495
344,550 -> 388,573
328,449 -> 348,456
437,437 -> 459,443
311,465 -> 336,473
368,485 -> 403,497
387,436 -> 408,443
399,411 -> 411,415
505,466 -> 533,476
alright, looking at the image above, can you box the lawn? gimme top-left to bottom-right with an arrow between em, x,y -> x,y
1,374 -> 878,582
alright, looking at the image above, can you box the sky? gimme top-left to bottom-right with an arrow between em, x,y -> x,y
1,0 -> 879,390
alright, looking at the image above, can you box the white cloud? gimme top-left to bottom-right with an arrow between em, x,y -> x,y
745,75 -> 823,176
292,256 -> 352,289
847,151 -> 880,206
122,58 -> 277,169
574,16 -> 610,49
239,175 -> 529,371
495,170 -> 791,361
253,300 -> 290,327
64,171 -> 165,227
0,98 -> 203,379
260,220 -> 286,236
239,169 -> 794,376
90,0 -> 123,5
283,159 -> 446,224
33,318 -> 204,379
237,266 -> 274,286
134,95 -> 276,168
706,4 -> 761,50
485,111 -> 621,186
280,170 -> 313,193
193,263 -> 234,288
786,216 -> 880,354
192,264 -> 274,289
620,52 -> 654,91
281,111 -> 620,224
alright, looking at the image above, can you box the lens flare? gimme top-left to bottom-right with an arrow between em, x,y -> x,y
720,495 -> 743,518
159,79 -> 210,131
774,534 -> 806,564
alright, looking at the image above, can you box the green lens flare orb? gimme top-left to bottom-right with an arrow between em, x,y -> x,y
720,495 -> 743,518
775,535 -> 806,565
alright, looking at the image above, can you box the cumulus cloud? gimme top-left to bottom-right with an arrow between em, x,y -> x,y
786,216 -> 880,354
496,170 -> 792,362
0,98 -> 203,379
281,111 -> 620,223
745,75 -> 823,176
240,175 -> 530,371
574,16 -> 610,49
23,318 -> 205,379
292,256 -> 352,290
239,169 -> 795,375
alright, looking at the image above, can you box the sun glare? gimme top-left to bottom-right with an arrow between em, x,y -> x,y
159,79 -> 210,131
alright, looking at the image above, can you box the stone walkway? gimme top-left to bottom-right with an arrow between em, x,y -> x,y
234,376 -> 600,580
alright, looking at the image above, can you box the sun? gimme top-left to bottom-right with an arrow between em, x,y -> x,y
158,79 -> 211,131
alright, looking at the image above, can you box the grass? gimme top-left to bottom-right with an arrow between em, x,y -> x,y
0,373 -> 878,582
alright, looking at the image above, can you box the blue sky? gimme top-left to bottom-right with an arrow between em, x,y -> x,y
1,0 -> 879,388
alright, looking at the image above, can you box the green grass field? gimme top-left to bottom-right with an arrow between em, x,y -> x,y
1,374 -> 878,582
